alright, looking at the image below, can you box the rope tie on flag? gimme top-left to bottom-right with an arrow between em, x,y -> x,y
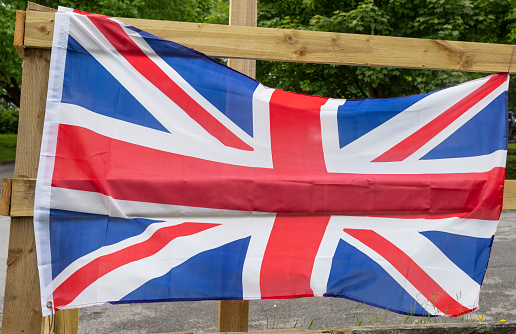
47,301 -> 54,333
508,44 -> 516,74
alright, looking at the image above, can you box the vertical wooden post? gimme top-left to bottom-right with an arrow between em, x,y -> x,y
218,0 -> 256,332
226,0 -> 257,78
1,46 -> 50,334
1,3 -> 79,334
218,300 -> 249,333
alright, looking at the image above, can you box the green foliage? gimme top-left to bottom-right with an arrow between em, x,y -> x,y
0,133 -> 17,162
0,101 -> 18,134
204,0 -> 229,25
256,0 -> 516,107
0,1 -> 23,107
2,0 -> 516,134
506,143 -> 516,179
0,0 -> 222,111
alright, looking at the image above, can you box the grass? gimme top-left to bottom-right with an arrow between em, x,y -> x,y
0,134 -> 17,163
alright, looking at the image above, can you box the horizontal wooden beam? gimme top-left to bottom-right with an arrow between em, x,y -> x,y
26,1 -> 57,12
502,180 -> 516,210
23,11 -> 516,73
2,178 -> 516,216
1,178 -> 13,216
14,11 -> 26,58
1,178 -> 36,217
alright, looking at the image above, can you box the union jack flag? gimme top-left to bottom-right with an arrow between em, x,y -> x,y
34,8 -> 509,317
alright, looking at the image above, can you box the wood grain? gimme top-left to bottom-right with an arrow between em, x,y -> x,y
1,47 -> 50,334
3,9 -> 55,332
1,216 -> 42,334
503,180 -> 516,210
0,178 -> 13,216
54,308 -> 80,333
2,10 -> 79,329
226,0 -> 257,78
9,178 -> 36,217
27,1 -> 57,12
14,10 -> 26,58
24,10 -> 516,73
218,299 -> 249,333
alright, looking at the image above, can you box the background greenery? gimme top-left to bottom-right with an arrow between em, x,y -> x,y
1,0 -> 516,175
0,134 -> 17,162
506,143 -> 516,179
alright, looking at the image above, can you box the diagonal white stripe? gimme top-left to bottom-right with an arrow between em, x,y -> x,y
321,75 -> 508,174
67,15 -> 274,167
57,215 -> 274,308
378,228 -> 481,310
406,84 -> 508,162
340,75 -> 492,158
122,25 -> 254,146
310,215 -> 498,314
58,102 -> 273,167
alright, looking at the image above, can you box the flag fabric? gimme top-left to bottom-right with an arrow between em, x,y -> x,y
35,8 -> 509,317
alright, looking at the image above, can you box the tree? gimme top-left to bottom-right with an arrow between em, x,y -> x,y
256,0 -> 516,110
0,0 -> 218,110
3,1 -> 516,109
0,1 -> 24,107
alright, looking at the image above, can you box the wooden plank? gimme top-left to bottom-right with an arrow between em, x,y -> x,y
0,178 -> 35,217
503,180 -> 516,210
226,0 -> 257,78
1,47 -> 50,334
1,216 -> 42,333
54,308 -> 80,333
1,178 -> 13,216
217,299 -> 249,333
2,6 -> 56,333
26,1 -> 57,12
9,178 -> 36,217
14,10 -> 26,58
218,1 -> 255,332
2,7 -> 79,327
23,10 -> 516,74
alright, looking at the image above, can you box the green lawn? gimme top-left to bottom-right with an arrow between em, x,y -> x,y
0,133 -> 17,163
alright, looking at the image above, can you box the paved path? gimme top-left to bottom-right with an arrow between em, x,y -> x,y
0,161 -> 514,332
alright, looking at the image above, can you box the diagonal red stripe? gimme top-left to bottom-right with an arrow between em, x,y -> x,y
86,15 -> 253,151
373,74 -> 508,162
53,222 -> 217,308
344,229 -> 473,316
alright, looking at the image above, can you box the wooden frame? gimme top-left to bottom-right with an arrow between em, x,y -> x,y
23,10 -> 516,73
3,2 -> 516,333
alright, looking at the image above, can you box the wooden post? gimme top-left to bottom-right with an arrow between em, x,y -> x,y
217,1 -> 256,332
218,300 -> 249,333
226,0 -> 257,78
1,2 -> 79,334
1,46 -> 50,334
